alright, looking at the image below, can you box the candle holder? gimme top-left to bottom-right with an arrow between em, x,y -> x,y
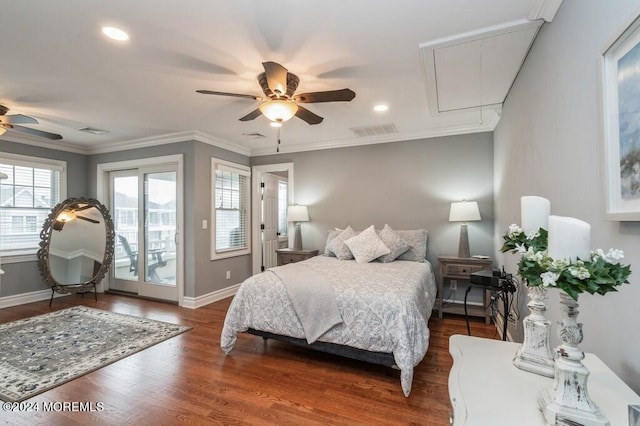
537,291 -> 609,426
513,285 -> 554,377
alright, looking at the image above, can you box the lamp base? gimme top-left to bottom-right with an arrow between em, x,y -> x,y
293,223 -> 303,250
457,224 -> 470,258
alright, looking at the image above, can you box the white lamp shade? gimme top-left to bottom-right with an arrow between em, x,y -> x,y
449,201 -> 481,222
259,100 -> 299,122
287,205 -> 309,222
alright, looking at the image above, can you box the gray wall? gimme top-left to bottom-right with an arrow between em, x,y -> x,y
494,0 -> 640,392
252,133 -> 495,273
0,140 -> 88,296
86,140 -> 252,298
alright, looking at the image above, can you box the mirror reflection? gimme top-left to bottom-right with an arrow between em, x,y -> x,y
37,197 -> 115,305
49,206 -> 106,285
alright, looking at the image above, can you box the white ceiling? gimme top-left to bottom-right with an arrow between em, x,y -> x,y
0,0 -> 560,156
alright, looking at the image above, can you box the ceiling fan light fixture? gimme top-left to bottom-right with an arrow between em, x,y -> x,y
57,210 -> 76,223
270,121 -> 283,128
259,100 -> 298,122
102,26 -> 129,42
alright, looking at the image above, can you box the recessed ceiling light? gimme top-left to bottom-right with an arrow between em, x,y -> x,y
102,26 -> 129,42
374,104 -> 389,112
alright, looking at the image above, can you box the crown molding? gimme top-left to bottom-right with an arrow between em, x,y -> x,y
86,130 -> 251,156
0,133 -> 88,155
250,114 -> 499,157
528,0 -> 563,22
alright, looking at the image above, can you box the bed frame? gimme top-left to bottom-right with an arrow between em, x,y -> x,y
247,328 -> 397,368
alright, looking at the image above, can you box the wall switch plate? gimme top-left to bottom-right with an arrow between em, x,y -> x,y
450,280 -> 457,290
226,271 -> 231,280
202,220 -> 208,229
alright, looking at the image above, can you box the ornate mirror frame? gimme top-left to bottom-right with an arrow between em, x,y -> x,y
37,197 -> 115,305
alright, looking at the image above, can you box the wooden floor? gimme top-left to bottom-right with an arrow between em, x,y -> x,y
0,294 -> 498,426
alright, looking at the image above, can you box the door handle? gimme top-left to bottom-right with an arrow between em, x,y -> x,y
174,232 -> 179,245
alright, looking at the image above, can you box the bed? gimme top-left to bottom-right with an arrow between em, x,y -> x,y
220,226 -> 437,396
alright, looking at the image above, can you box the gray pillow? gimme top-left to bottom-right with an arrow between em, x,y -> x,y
327,226 -> 357,260
324,229 -> 341,256
395,229 -> 428,262
377,224 -> 411,263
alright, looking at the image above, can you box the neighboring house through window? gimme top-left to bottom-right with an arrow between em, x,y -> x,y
0,153 -> 66,258
211,158 -> 251,260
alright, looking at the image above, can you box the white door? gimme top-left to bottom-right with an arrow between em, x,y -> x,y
110,165 -> 179,301
262,173 -> 279,269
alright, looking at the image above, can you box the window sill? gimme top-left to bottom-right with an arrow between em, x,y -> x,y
1,254 -> 38,264
211,249 -> 251,261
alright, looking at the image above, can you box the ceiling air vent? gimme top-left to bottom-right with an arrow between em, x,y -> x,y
242,132 -> 266,139
350,123 -> 397,138
78,127 -> 109,135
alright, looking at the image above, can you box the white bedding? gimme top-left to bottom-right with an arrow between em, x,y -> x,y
220,255 -> 437,396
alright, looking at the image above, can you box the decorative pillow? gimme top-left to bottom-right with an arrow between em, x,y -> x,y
324,229 -> 341,256
327,226 -> 357,260
396,229 -> 428,262
344,225 -> 390,263
376,224 -> 411,263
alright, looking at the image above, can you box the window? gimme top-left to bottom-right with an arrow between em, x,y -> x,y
211,158 -> 251,259
0,154 -> 66,257
278,179 -> 288,237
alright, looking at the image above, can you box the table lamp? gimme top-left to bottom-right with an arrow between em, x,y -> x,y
449,200 -> 481,258
287,205 -> 309,250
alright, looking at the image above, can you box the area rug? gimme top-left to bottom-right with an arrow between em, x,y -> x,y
0,306 -> 191,402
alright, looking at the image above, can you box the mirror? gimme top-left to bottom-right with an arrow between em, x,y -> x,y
37,197 -> 115,305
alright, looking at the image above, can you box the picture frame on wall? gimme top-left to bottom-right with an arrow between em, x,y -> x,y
602,13 -> 640,220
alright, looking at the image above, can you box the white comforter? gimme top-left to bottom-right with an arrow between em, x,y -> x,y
220,255 -> 437,396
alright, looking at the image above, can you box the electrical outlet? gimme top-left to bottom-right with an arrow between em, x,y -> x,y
450,280 -> 457,290
226,271 -> 231,280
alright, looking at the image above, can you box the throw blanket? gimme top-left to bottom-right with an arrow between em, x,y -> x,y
270,262 -> 343,343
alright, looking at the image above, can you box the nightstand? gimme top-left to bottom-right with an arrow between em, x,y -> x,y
437,256 -> 493,324
275,248 -> 319,266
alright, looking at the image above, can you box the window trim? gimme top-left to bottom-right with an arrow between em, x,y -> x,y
0,153 -> 67,260
210,158 -> 251,260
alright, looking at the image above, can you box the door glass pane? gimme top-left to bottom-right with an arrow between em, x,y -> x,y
144,171 -> 176,286
113,175 -> 139,281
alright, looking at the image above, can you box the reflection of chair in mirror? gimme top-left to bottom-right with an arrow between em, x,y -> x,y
117,234 -> 166,282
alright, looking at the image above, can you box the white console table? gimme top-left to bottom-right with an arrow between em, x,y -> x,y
448,334 -> 640,425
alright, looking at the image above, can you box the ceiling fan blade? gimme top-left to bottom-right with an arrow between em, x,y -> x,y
262,61 -> 288,96
196,90 -> 259,100
10,124 -> 62,140
77,215 -> 100,224
239,108 -> 263,122
294,88 -> 356,103
295,106 -> 324,125
0,114 -> 39,125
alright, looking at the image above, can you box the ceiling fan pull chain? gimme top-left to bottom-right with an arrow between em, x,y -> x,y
276,127 -> 281,153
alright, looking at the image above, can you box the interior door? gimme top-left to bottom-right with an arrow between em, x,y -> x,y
262,173 -> 279,269
110,165 -> 178,301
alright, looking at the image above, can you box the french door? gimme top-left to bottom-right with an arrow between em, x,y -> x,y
109,164 -> 179,301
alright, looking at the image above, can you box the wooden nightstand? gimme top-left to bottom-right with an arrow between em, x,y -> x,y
275,248 -> 319,266
437,255 -> 493,324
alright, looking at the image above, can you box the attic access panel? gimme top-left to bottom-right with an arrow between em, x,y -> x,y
420,19 -> 543,115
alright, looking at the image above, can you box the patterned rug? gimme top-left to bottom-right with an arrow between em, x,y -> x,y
0,306 -> 191,402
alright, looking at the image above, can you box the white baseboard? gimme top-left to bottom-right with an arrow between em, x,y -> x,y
494,314 -> 515,342
181,283 -> 240,309
0,289 -> 70,309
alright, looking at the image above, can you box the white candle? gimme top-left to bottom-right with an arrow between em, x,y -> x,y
548,215 -> 591,261
521,196 -> 550,233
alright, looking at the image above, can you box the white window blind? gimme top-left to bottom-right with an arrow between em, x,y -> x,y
0,155 -> 66,257
211,159 -> 251,259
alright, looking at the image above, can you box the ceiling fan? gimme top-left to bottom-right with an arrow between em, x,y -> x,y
196,61 -> 356,126
0,105 -> 62,140
53,204 -> 100,231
